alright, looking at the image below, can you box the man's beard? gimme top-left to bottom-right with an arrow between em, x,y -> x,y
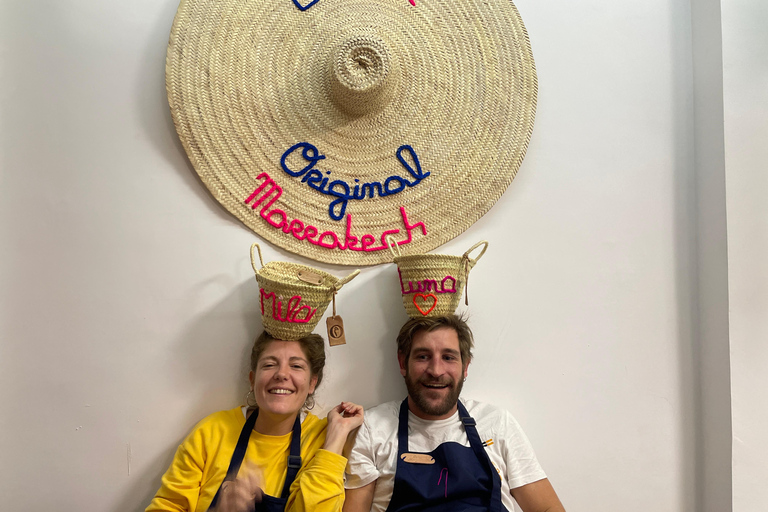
404,371 -> 464,417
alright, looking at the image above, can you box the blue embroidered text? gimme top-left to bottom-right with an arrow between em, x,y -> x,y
280,142 -> 430,221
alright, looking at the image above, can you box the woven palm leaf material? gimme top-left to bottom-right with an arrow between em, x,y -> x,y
250,244 -> 359,340
167,0 -> 536,266
390,238 -> 488,318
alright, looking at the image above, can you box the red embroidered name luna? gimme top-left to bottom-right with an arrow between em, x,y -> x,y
245,172 -> 428,252
398,268 -> 458,295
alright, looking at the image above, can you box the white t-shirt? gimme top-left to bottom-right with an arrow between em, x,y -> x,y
345,398 -> 546,512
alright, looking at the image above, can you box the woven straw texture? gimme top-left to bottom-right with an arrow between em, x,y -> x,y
167,0 -> 536,266
251,244 -> 359,340
393,240 -> 488,318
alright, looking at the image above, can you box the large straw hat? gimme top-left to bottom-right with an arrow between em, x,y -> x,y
167,0 -> 537,266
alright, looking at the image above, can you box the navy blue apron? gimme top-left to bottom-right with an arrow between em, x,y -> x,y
208,408 -> 302,512
385,399 -> 505,512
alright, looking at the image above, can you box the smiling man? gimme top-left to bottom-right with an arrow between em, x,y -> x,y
343,315 -> 565,512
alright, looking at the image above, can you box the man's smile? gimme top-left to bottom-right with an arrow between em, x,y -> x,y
420,381 -> 451,389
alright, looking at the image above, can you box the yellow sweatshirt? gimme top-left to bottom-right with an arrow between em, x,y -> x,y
146,407 -> 346,512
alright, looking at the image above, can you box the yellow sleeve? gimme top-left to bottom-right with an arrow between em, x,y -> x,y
145,436 -> 204,512
286,449 -> 348,512
146,409 -> 240,512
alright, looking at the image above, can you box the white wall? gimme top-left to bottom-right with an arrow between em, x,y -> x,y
0,0 -> 748,510
721,1 -> 768,511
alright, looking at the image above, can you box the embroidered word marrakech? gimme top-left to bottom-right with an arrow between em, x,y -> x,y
398,268 -> 458,295
280,142 -> 430,221
244,172 -> 427,252
260,290 -> 316,323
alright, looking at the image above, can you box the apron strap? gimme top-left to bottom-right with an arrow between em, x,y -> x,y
457,401 -> 502,512
396,398 -> 410,455
209,408 -> 260,509
280,413 -> 303,499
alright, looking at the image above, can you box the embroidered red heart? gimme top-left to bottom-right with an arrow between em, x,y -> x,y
413,293 -> 437,316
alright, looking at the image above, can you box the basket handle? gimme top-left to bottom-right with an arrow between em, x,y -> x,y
335,269 -> 360,289
250,243 -> 265,273
461,241 -> 488,306
462,240 -> 489,265
385,234 -> 401,258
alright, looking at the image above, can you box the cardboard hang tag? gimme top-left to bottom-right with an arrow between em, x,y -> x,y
326,315 -> 346,346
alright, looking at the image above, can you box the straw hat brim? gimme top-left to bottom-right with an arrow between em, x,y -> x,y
167,0 -> 536,265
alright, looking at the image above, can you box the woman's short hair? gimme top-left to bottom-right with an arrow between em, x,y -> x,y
396,314 -> 474,365
250,331 -> 326,389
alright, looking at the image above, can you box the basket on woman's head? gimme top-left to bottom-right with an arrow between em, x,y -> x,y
251,243 -> 359,341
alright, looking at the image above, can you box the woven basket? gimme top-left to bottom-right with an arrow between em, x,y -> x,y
251,243 -> 359,340
389,238 -> 488,318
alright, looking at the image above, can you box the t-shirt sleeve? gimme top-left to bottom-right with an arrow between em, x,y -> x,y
500,411 -> 547,489
145,430 -> 206,512
344,420 -> 380,489
286,449 -> 348,512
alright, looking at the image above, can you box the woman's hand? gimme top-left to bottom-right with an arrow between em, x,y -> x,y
323,402 -> 364,455
210,464 -> 264,512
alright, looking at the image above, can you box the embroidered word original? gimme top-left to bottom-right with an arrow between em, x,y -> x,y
398,268 -> 458,295
280,142 -> 430,221
244,171 -> 427,252
260,290 -> 316,323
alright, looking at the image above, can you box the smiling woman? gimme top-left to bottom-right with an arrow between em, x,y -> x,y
145,331 -> 364,512
249,333 -> 325,435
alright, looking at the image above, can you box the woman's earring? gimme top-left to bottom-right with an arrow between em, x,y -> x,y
245,389 -> 258,407
304,393 -> 315,410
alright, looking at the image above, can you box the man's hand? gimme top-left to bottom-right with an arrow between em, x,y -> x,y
324,402 -> 364,454
210,464 -> 264,512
